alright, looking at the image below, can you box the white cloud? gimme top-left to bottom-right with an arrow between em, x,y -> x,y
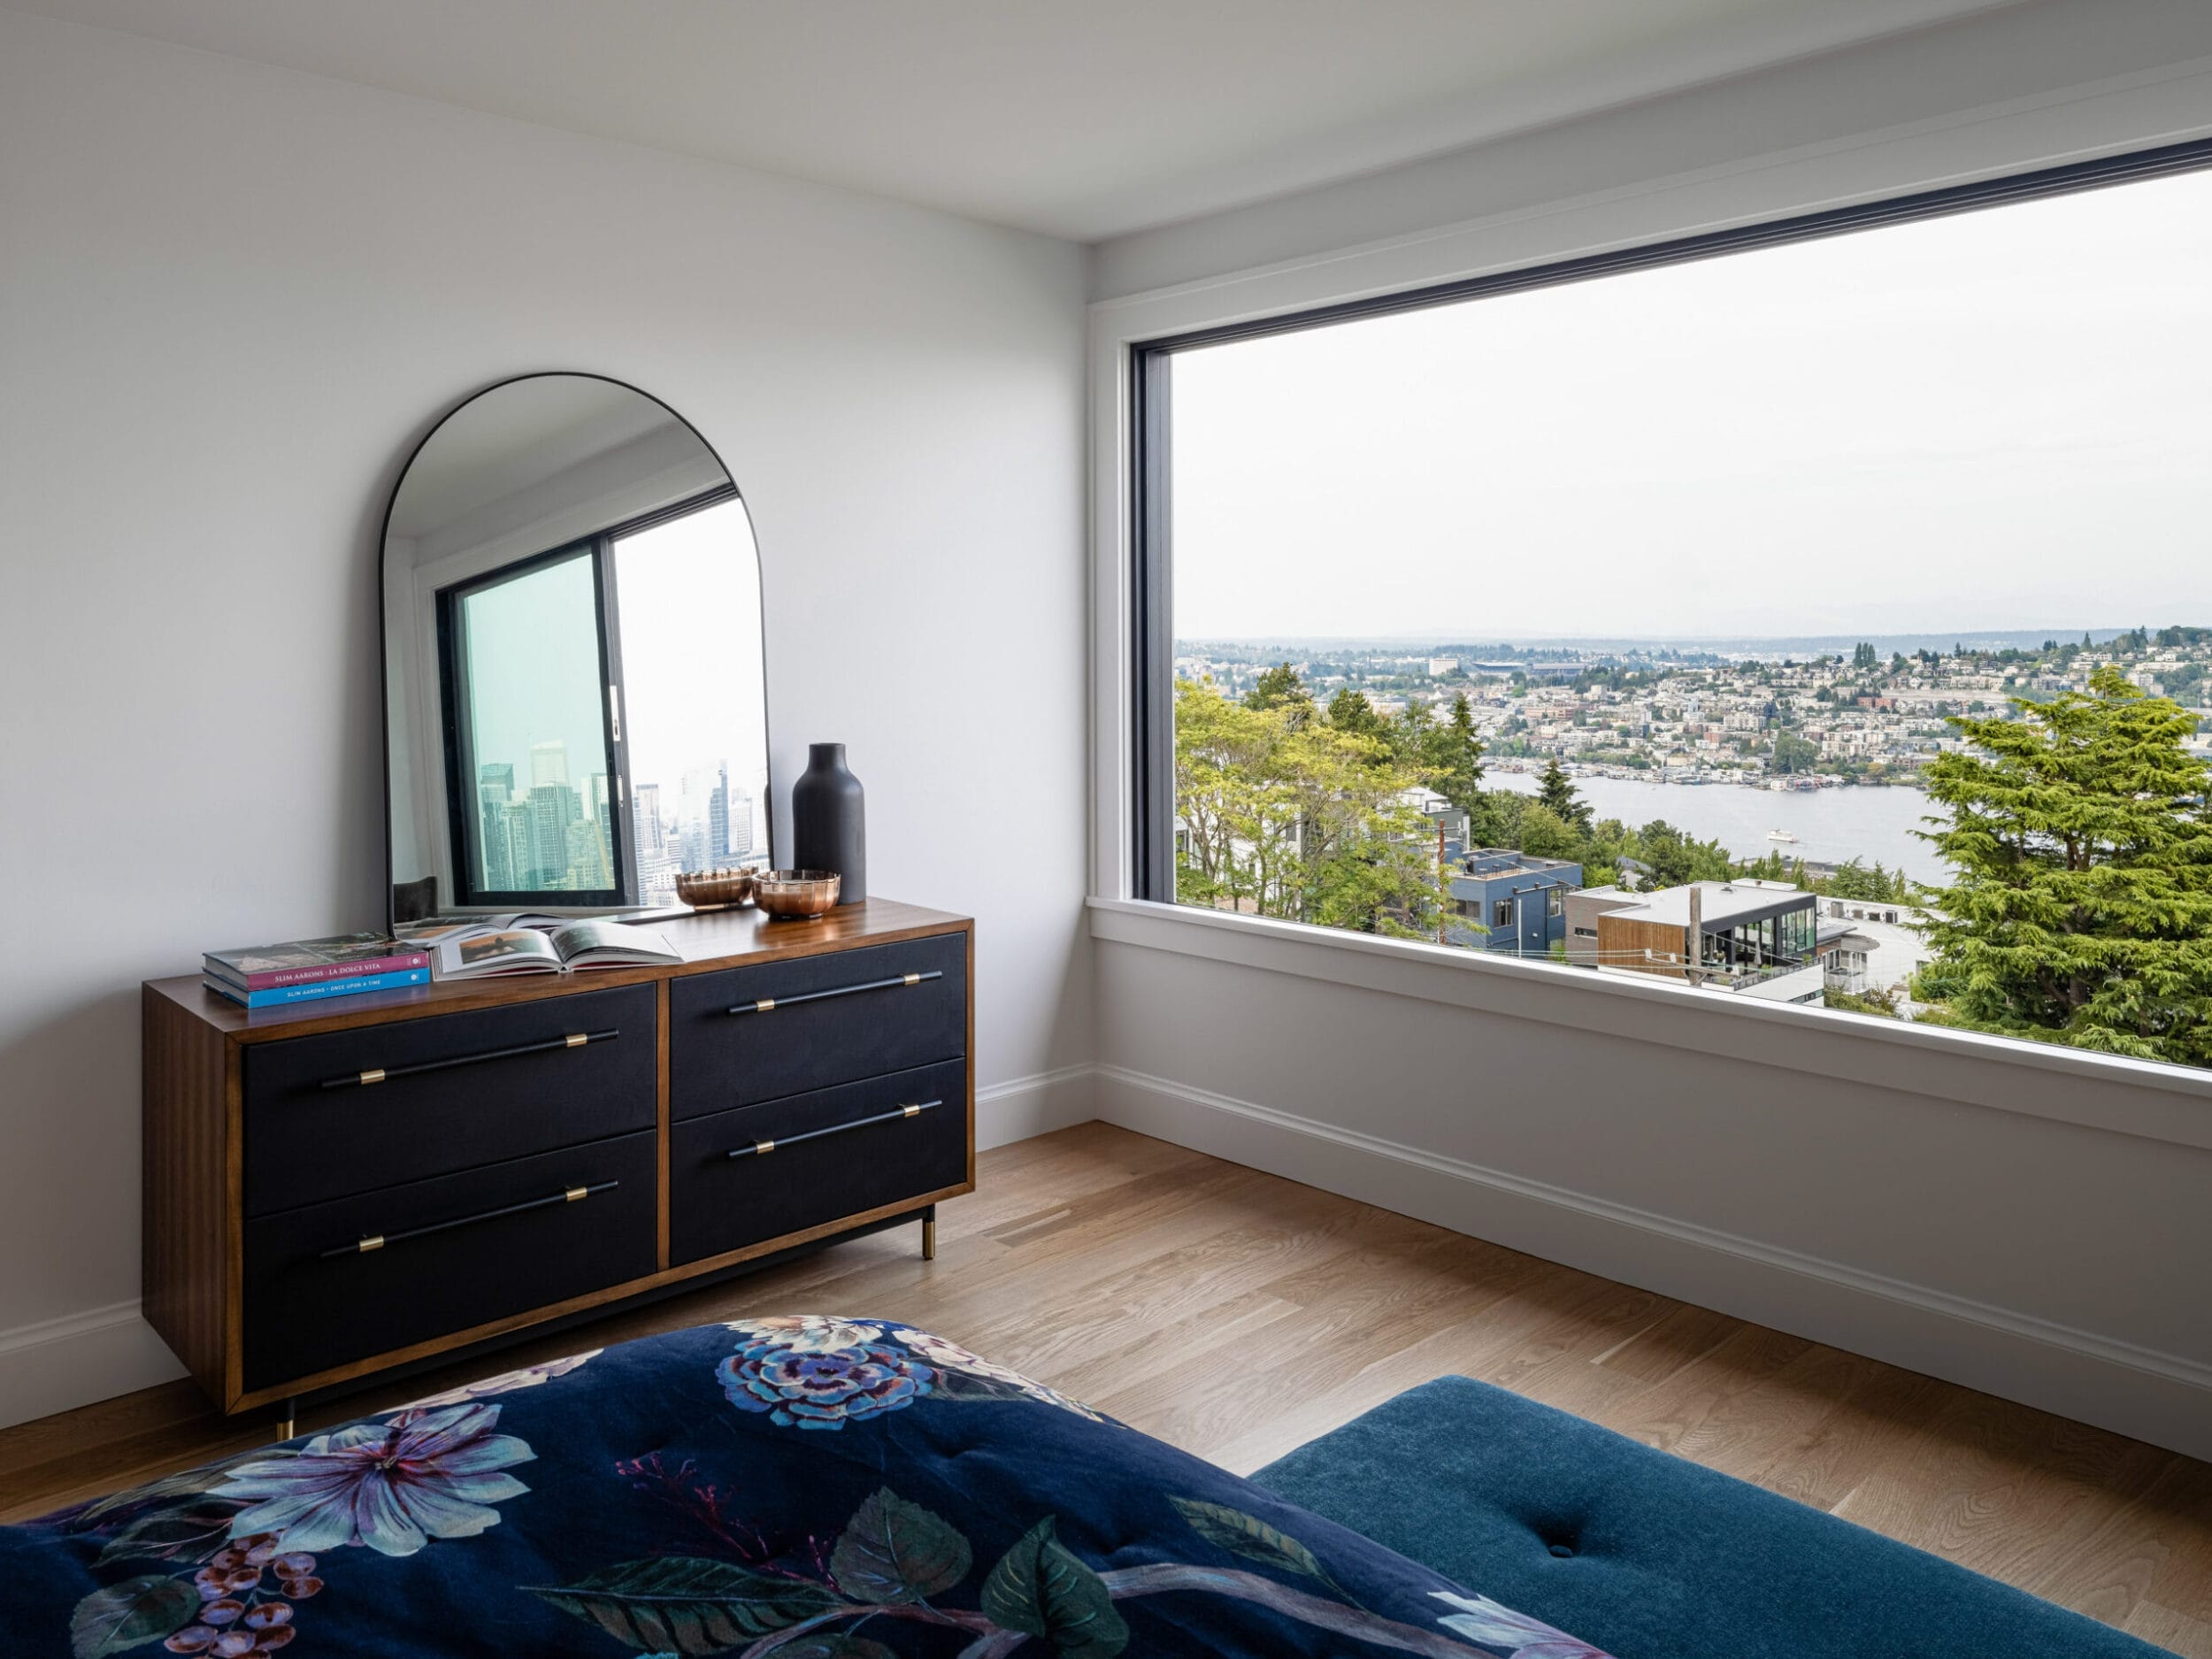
1171,166 -> 2212,643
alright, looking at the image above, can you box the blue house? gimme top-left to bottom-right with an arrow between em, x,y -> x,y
1445,849 -> 1582,956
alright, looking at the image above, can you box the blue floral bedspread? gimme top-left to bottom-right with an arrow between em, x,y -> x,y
4,1317 -> 1611,1658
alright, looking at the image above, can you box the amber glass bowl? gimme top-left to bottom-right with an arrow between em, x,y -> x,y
753,870 -> 842,918
675,868 -> 757,910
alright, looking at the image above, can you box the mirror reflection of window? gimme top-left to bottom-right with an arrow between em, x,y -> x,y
443,545 -> 619,903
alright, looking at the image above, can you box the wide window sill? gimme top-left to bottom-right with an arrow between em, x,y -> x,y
1087,897 -> 2212,1152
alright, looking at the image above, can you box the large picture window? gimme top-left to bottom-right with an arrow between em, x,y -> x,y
1132,140 -> 2212,1071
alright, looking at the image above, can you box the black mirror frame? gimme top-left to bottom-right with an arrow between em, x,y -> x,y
375,370 -> 773,933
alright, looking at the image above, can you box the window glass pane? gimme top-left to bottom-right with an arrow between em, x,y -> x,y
612,497 -> 771,905
1161,162 -> 2212,1071
453,549 -> 611,895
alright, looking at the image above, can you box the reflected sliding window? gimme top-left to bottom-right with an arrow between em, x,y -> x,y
437,490 -> 766,907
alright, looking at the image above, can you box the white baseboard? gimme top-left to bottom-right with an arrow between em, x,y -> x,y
1093,1063 -> 2212,1464
976,1064 -> 1096,1149
18,1062 -> 2203,1463
0,1302 -> 185,1432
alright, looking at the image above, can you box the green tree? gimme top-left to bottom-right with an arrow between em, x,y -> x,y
1325,687 -> 1391,749
1770,731 -> 1820,774
1174,676 -> 1454,942
1636,819 -> 1733,887
1516,802 -> 1582,861
1917,664 -> 2212,1065
1535,758 -> 1592,831
1429,695 -> 1486,816
1245,662 -> 1313,723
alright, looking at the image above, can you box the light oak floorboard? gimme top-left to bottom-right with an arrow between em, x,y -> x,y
2,1122 -> 2206,1654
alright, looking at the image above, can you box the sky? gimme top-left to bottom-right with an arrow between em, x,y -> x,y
1170,165 -> 2212,644
613,497 -> 769,809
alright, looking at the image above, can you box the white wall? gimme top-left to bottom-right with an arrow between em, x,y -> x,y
1085,0 -> 2212,1461
1094,0 -> 2212,298
0,9 -> 1093,1425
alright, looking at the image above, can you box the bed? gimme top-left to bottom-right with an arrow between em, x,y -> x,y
4,1317 -> 1608,1659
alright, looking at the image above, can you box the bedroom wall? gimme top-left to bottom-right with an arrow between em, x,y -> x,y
0,9 -> 1092,1426
1084,0 -> 2212,1462
1092,0 -> 2212,300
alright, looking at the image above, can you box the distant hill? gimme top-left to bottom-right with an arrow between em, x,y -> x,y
1179,628 -> 2139,662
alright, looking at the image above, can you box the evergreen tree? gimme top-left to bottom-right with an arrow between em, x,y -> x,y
1326,687 -> 1393,753
1245,662 -> 1313,724
1406,692 -> 1486,833
1536,757 -> 1592,831
1918,665 -> 2212,1065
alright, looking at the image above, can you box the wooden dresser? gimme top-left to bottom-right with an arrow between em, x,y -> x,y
142,899 -> 973,1423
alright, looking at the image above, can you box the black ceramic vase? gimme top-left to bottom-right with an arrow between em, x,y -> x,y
791,742 -> 866,904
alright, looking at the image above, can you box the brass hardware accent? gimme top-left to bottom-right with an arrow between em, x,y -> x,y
565,1033 -> 588,1048
357,1234 -> 385,1253
565,1184 -> 588,1202
922,1216 -> 936,1260
358,1068 -> 386,1087
755,1138 -> 776,1155
902,972 -> 921,986
755,997 -> 776,1013
902,1103 -> 921,1118
274,1406 -> 296,1442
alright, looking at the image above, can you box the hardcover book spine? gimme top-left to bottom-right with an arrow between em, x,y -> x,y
204,952 -> 430,992
204,969 -> 430,1008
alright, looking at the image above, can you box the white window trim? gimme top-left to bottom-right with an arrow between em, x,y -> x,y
1087,59 -> 2212,1152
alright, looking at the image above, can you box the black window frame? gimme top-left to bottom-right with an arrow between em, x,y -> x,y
1127,134 -> 2212,902
435,481 -> 739,909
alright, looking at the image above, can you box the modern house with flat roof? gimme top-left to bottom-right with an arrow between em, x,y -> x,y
1581,879 -> 1832,1004
1446,849 -> 1581,956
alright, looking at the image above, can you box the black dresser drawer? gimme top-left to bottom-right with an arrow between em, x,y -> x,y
669,932 -> 966,1119
242,983 -> 657,1216
670,1058 -> 968,1265
242,1129 -> 657,1391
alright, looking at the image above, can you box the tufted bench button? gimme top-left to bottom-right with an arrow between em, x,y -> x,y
1548,1543 -> 1575,1558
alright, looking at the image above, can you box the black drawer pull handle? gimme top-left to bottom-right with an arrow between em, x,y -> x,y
319,1028 -> 619,1089
319,1179 -> 618,1258
726,1099 -> 942,1159
726,971 -> 941,1017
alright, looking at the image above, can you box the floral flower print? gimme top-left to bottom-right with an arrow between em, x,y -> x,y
400,1349 -> 601,1409
896,1327 -> 1103,1420
160,1533 -> 319,1653
718,1337 -> 933,1429
724,1315 -> 882,1354
1432,1590 -> 1617,1659
213,1402 -> 534,1557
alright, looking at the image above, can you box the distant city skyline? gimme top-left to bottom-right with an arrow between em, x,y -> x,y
473,738 -> 762,900
1171,165 -> 2212,641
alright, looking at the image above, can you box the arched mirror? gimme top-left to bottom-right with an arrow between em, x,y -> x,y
380,373 -> 770,927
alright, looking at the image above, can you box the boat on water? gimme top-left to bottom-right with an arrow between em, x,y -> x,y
1767,828 -> 1800,842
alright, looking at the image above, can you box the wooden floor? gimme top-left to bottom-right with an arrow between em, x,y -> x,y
5,1122 -> 2209,1653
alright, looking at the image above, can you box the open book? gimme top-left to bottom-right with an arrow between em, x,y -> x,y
427,918 -> 683,981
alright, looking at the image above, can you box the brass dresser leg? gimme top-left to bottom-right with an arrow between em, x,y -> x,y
921,1205 -> 937,1261
274,1397 -> 298,1442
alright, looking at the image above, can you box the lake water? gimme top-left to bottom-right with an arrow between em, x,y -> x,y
1491,771 -> 1952,883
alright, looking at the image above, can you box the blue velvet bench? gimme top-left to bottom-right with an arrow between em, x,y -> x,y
1251,1375 -> 2172,1658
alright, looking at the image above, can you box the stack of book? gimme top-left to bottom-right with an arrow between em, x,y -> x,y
203,933 -> 431,1009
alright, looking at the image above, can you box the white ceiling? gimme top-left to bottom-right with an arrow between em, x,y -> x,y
14,0 -> 2025,240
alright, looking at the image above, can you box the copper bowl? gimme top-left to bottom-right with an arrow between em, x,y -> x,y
675,868 -> 757,910
753,870 -> 842,918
